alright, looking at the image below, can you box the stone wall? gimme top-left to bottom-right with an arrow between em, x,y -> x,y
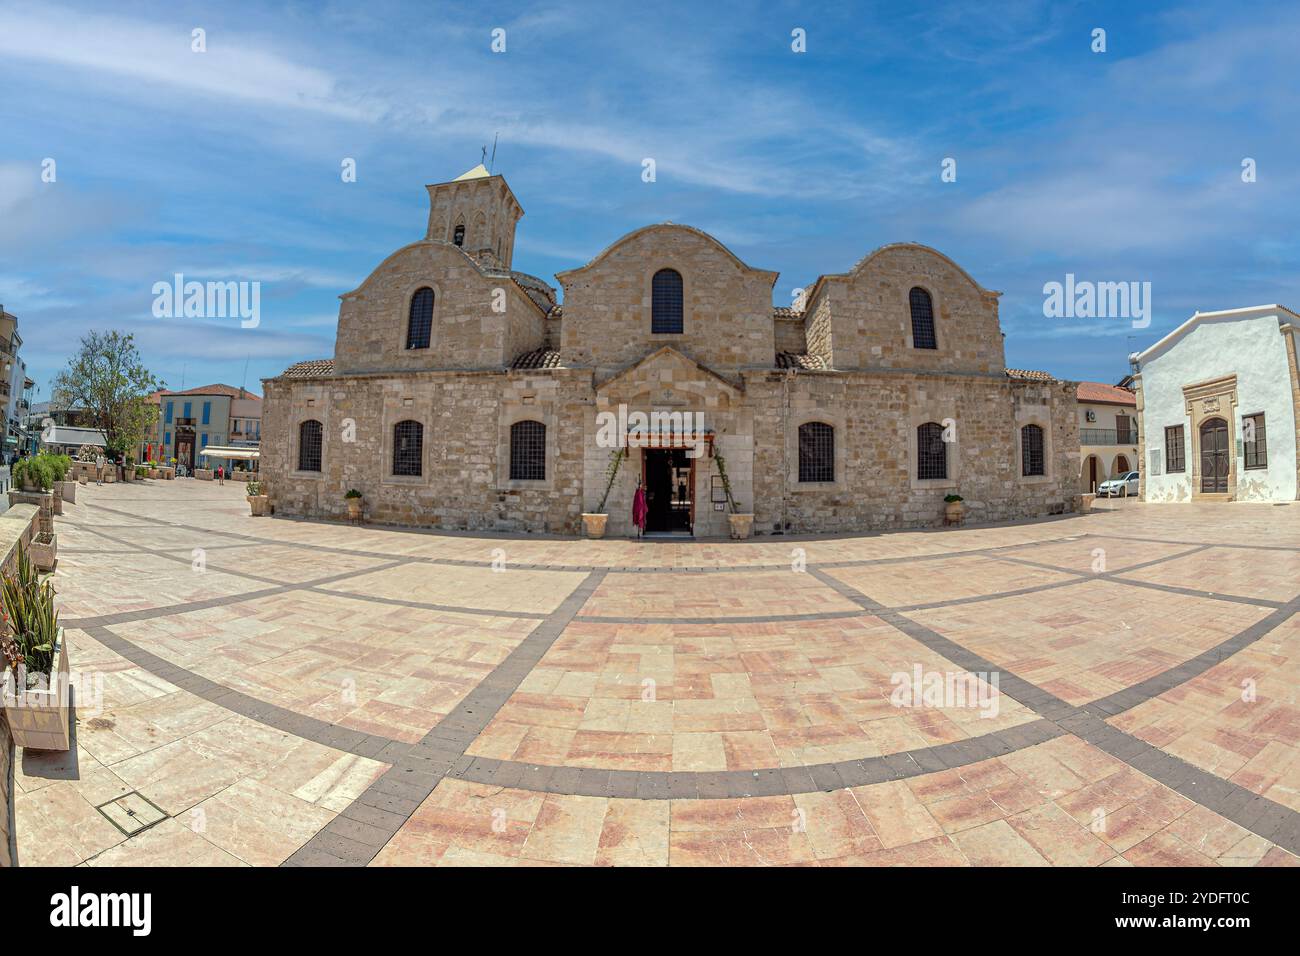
262,370 -> 589,533
333,242 -> 545,375
747,370 -> 1078,533
808,244 -> 1006,374
557,225 -> 779,377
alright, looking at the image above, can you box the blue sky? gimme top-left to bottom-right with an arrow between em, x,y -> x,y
2,0 -> 1297,401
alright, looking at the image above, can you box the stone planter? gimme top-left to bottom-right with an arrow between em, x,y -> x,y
944,500 -> 965,525
581,513 -> 608,539
161,467 -> 175,480
30,530 -> 57,571
1075,493 -> 1095,514
148,468 -> 159,479
247,494 -> 270,517
346,498 -> 364,520
50,484 -> 64,516
123,467 -> 135,482
231,471 -> 252,482
2,628 -> 71,752
57,479 -> 77,502
78,472 -> 87,485
196,469 -> 213,480
104,468 -> 117,483
727,513 -> 754,540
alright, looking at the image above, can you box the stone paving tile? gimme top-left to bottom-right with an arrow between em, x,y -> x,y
467,615 -> 1037,772
827,555 -> 1079,609
910,580 -> 1271,706
579,569 -> 862,619
1111,613 -> 1300,810
22,481 -> 1300,866
1120,546 -> 1300,604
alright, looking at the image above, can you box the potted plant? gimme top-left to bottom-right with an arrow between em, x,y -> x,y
714,452 -> 754,539
943,493 -> 965,524
345,488 -> 364,520
30,530 -> 57,571
246,479 -> 270,517
1,543 -> 70,751
148,461 -> 160,479
135,464 -> 148,480
582,447 -> 625,538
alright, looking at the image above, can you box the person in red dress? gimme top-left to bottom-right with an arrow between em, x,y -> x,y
632,478 -> 648,538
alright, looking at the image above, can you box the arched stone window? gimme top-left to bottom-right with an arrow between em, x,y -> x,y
509,420 -> 546,480
1021,424 -> 1045,476
797,422 -> 834,482
406,287 -> 434,350
917,421 -> 947,479
452,223 -> 465,247
909,287 -> 937,349
651,268 -> 684,334
393,420 -> 423,476
298,420 -> 323,472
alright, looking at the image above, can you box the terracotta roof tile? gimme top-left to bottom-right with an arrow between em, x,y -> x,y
1077,381 -> 1136,405
161,383 -> 261,400
1005,368 -> 1055,382
280,359 -> 335,379
510,348 -> 562,370
776,351 -> 828,370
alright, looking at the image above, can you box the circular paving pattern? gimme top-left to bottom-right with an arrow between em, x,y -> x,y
15,481 -> 1300,867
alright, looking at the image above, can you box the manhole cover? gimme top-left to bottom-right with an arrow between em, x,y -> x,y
96,791 -> 168,837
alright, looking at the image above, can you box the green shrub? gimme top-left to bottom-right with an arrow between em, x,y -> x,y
344,488 -> 363,499
1,543 -> 59,683
13,457 -> 55,491
246,480 -> 263,496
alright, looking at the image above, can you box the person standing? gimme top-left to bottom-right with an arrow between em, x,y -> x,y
633,478 -> 648,539
94,452 -> 105,486
217,465 -> 225,486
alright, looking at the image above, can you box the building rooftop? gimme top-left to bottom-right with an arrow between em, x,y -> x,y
1077,381 -> 1136,406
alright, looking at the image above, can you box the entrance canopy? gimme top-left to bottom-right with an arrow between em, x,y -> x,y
199,446 -> 260,461
626,425 -> 714,452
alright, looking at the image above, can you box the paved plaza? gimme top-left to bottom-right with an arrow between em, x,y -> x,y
12,481 -> 1300,866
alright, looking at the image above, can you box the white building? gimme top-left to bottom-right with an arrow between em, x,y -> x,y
1076,381 -> 1139,494
1132,305 -> 1299,502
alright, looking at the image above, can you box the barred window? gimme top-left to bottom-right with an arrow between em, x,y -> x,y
909,287 -> 936,349
917,421 -> 947,480
509,420 -> 546,480
1243,413 -> 1267,469
797,422 -> 835,482
392,420 -> 423,476
651,268 -> 684,334
406,287 -> 434,350
1021,424 -> 1045,476
1164,425 -> 1185,473
298,420 -> 323,472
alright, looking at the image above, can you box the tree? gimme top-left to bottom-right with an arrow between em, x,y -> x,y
51,331 -> 161,462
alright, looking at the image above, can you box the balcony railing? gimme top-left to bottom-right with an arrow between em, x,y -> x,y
1081,428 -> 1136,445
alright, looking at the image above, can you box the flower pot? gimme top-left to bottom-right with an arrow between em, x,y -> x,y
727,513 -> 755,540
247,494 -> 270,517
346,498 -> 364,520
104,469 -> 117,483
123,467 -> 135,482
944,501 -> 965,525
1076,493 -> 1095,514
59,480 -> 78,502
78,472 -> 87,485
581,513 -> 608,539
2,628 -> 71,752
162,467 -> 175,480
148,468 -> 159,479
30,531 -> 57,571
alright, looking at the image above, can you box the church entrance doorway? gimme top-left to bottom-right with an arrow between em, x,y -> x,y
642,448 -> 694,535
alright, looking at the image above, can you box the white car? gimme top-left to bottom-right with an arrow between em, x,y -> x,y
1098,471 -> 1139,497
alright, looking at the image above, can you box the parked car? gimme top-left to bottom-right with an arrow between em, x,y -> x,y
1099,471 -> 1140,497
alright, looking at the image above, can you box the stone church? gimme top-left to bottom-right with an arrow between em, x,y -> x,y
261,165 -> 1079,536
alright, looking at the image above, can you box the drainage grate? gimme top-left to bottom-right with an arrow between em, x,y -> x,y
96,791 -> 168,837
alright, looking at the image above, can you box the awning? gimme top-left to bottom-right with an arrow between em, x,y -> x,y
199,446 -> 260,461
43,426 -> 108,448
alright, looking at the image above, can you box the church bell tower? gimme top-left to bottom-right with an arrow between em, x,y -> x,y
425,164 -> 524,270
